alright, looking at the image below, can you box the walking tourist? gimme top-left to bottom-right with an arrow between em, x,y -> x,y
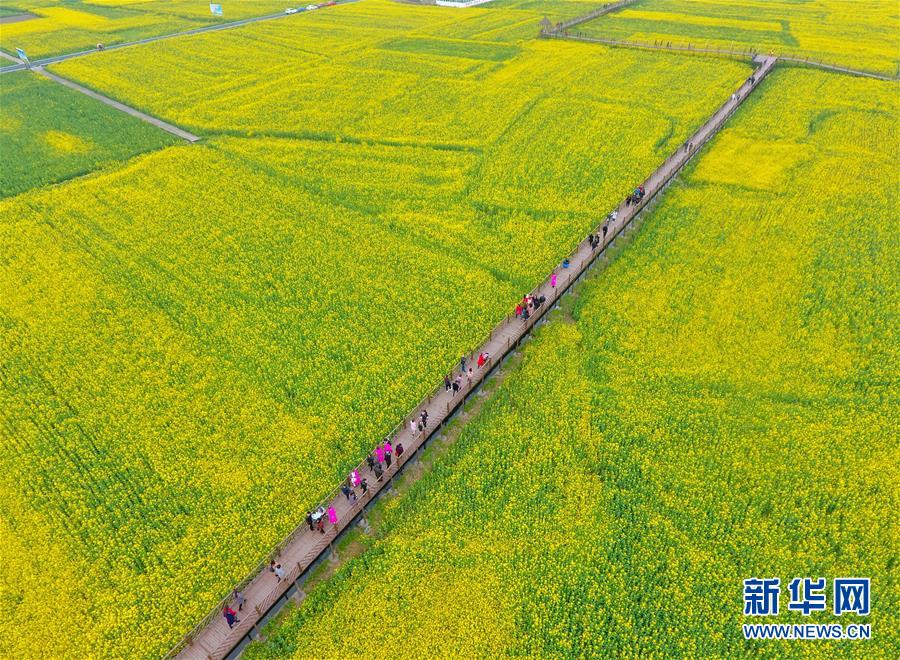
396,443 -> 404,458
327,506 -> 337,525
223,606 -> 239,629
232,589 -> 245,612
273,564 -> 285,582
312,506 -> 326,534
306,511 -> 314,531
444,374 -> 452,391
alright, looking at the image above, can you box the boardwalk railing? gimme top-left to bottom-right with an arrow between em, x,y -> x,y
544,31 -> 899,82
542,0 -> 636,35
170,55 -> 778,660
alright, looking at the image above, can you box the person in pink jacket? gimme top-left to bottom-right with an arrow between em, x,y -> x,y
383,440 -> 393,468
327,506 -> 337,525
551,273 -> 557,287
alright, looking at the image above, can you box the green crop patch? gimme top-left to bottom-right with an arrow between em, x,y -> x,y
0,71 -> 175,198
380,36 -> 520,62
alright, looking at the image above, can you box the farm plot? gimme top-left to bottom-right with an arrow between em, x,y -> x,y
0,0 -> 291,60
1,31 -> 748,655
579,0 -> 899,75
242,68 -> 899,658
0,70 -> 174,197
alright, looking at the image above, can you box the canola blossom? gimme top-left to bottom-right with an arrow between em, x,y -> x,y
243,68 -> 899,657
580,0 -> 899,75
0,7 -> 751,653
0,0 -> 294,59
51,1 -> 746,146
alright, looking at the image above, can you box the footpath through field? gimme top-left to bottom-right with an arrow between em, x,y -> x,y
172,54 -> 777,660
33,67 -> 201,142
1,1 -> 359,142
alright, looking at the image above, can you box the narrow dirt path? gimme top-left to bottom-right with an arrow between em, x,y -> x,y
34,67 -> 201,143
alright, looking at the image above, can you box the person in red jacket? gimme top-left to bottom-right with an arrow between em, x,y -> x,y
223,606 -> 239,629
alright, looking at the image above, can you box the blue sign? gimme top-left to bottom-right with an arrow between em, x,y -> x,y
210,3 -> 223,15
16,48 -> 29,63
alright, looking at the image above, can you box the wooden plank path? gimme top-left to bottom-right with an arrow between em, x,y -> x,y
543,30 -> 898,82
172,54 -> 777,660
543,0 -> 637,34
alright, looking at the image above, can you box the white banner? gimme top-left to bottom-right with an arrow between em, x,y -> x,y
435,0 -> 495,7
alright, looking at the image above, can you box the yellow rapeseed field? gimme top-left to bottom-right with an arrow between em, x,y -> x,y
244,68 -> 899,657
581,0 -> 899,75
0,3 -> 752,655
0,1 -> 291,59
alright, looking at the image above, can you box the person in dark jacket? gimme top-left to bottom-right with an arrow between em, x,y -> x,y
223,606 -> 239,629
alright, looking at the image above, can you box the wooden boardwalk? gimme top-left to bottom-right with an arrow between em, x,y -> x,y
172,54 -> 777,660
545,0 -> 637,34
544,31 -> 897,82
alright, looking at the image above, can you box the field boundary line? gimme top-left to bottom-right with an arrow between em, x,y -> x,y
0,0 -> 361,75
33,67 -> 202,143
169,54 -> 777,660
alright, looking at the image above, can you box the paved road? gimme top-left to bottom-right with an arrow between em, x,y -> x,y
0,1 -> 360,75
35,67 -> 201,142
170,55 -> 778,660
